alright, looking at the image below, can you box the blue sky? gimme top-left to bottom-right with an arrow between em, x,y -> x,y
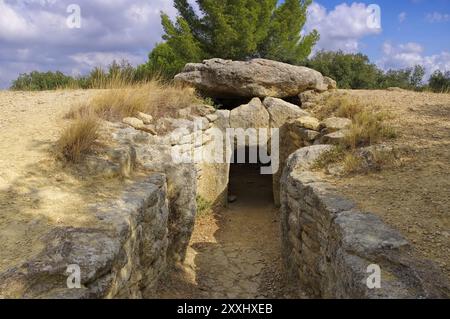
0,0 -> 449,88
314,0 -> 450,61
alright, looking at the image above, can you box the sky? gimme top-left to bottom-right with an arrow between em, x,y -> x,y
0,0 -> 449,88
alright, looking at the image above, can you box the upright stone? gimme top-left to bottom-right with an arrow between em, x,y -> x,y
263,97 -> 311,128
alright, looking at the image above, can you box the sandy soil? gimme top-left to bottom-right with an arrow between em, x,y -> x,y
320,90 -> 450,279
0,90 -> 126,273
153,163 -> 304,299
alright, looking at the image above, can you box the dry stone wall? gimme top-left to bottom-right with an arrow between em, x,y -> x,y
280,146 -> 450,298
0,108 -> 231,299
113,110 -> 230,264
0,175 -> 169,299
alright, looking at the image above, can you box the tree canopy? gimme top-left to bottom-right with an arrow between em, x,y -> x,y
306,51 -> 428,91
145,0 -> 319,77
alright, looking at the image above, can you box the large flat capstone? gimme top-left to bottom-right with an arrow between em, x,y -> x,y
174,58 -> 331,98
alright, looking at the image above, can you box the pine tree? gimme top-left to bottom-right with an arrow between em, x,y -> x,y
146,0 -> 319,77
261,0 -> 319,64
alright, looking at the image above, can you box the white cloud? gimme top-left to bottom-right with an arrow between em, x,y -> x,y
398,12 -> 407,23
0,0 -> 37,40
426,12 -> 450,23
70,51 -> 145,69
305,2 -> 382,53
0,0 -> 176,88
378,42 -> 450,79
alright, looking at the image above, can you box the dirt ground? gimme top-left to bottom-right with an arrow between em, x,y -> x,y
0,90 -> 128,273
154,163 -> 304,299
320,90 -> 450,279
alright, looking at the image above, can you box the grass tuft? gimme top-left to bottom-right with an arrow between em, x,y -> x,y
342,111 -> 397,149
57,113 -> 100,163
315,94 -> 364,120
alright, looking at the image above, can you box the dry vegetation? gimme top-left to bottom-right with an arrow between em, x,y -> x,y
67,80 -> 202,121
313,94 -> 398,175
57,112 -> 100,163
60,80 -> 202,162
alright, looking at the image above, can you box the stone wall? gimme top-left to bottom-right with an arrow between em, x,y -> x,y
113,112 -> 230,264
0,175 -> 169,299
280,146 -> 450,298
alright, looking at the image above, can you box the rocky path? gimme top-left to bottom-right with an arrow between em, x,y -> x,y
154,163 -> 304,299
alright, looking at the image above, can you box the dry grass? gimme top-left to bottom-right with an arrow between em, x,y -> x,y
317,94 -> 397,149
60,80 -> 201,163
67,80 -> 202,121
314,147 -> 398,175
312,146 -> 346,169
341,153 -> 364,174
313,94 -> 398,175
315,94 -> 364,120
57,112 -> 100,163
342,111 -> 397,149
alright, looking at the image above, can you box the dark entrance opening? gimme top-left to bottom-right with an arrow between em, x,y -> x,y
210,97 -> 254,110
228,146 -> 274,206
207,96 -> 301,111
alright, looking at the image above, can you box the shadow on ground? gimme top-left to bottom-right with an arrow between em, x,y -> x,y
153,162 -> 305,299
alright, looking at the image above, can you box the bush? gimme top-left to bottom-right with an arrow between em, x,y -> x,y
305,51 -> 382,89
429,70 -> 450,93
11,71 -> 78,91
305,51 -> 426,90
377,66 -> 425,91
10,60 -> 161,91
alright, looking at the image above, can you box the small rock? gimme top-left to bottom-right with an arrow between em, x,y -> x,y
123,117 -> 157,135
292,116 -> 321,131
299,90 -> 320,104
141,125 -> 157,135
323,76 -> 337,90
123,117 -> 144,128
321,130 -> 348,145
136,112 -> 154,125
321,117 -> 352,133
387,87 -> 405,92
296,128 -> 320,142
206,113 -> 219,122
230,98 -> 269,130
300,102 -> 316,109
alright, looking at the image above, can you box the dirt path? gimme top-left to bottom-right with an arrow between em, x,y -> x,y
154,163 -> 303,299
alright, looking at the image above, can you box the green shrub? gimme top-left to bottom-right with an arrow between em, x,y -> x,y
429,70 -> 450,93
11,71 -> 78,91
305,51 -> 426,91
305,51 -> 381,89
